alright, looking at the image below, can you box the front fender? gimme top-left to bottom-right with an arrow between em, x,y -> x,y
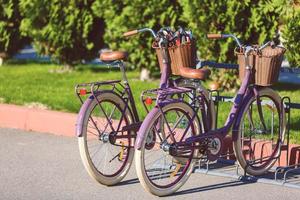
231,93 -> 253,142
135,107 -> 159,150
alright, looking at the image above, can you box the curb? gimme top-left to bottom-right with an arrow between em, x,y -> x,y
0,103 -> 76,137
0,103 -> 299,167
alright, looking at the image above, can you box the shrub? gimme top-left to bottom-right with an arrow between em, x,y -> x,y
0,0 -> 30,62
179,0 -> 288,90
92,0 -> 185,73
19,0 -> 105,69
282,4 -> 300,67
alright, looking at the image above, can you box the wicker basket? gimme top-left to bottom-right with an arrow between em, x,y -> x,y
237,46 -> 286,86
153,40 -> 197,75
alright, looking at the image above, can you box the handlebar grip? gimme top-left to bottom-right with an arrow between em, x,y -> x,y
207,33 -> 223,39
123,30 -> 138,37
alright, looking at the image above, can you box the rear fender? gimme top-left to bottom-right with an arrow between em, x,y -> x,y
76,95 -> 94,137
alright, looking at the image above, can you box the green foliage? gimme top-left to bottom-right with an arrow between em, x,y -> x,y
179,0 -> 288,89
180,0 -> 287,62
0,0 -> 30,58
92,0 -> 185,73
282,6 -> 300,67
2,0 -> 298,73
19,0 -> 105,67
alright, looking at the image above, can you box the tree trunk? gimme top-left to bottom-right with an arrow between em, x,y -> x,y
140,68 -> 150,81
50,63 -> 74,73
55,63 -> 74,73
0,52 -> 7,66
63,64 -> 74,71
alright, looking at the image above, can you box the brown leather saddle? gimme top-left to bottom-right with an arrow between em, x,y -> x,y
100,51 -> 128,62
100,51 -> 210,80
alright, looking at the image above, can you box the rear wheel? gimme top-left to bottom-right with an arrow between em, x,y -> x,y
78,92 -> 134,185
233,88 -> 285,175
135,102 -> 200,196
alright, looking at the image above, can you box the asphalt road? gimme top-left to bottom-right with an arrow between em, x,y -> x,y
0,128 -> 299,200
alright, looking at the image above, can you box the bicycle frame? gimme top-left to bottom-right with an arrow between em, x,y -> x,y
135,44 -> 281,151
75,61 -> 140,137
135,44 -> 208,148
75,55 -> 188,138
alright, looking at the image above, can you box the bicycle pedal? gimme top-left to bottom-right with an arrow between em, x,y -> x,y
118,141 -> 126,162
170,163 -> 182,178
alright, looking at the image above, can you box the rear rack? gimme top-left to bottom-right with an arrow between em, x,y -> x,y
140,87 -> 195,113
75,80 -> 125,104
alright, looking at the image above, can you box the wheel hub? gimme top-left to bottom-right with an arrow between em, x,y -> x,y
207,134 -> 223,161
100,133 -> 110,143
161,142 -> 171,152
208,137 -> 221,155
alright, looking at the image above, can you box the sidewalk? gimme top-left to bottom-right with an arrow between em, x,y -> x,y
1,128 -> 299,200
0,102 -> 299,168
0,103 -> 76,137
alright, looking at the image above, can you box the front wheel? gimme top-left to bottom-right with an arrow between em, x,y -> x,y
77,91 -> 135,185
135,102 -> 200,196
233,88 -> 286,176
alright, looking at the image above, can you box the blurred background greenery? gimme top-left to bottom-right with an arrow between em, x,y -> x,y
0,0 -> 300,143
0,0 -> 299,70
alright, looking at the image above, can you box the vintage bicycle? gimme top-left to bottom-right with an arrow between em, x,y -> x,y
134,33 -> 286,196
75,27 -> 215,186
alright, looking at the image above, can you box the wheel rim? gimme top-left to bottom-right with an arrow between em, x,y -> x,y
142,107 -> 196,189
85,99 -> 131,177
239,94 -> 282,171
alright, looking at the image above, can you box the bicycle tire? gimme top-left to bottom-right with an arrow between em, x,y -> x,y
78,91 -> 135,185
135,102 -> 200,196
233,88 -> 286,175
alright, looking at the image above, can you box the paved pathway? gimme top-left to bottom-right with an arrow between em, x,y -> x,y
0,128 -> 299,200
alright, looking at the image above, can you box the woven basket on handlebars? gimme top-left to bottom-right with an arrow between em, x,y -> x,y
153,40 -> 197,75
236,46 -> 286,86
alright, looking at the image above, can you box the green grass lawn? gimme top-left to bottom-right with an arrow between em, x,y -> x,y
0,63 -> 299,143
0,63 -> 159,116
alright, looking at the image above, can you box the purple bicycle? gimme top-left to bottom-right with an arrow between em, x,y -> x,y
75,28 -> 215,186
135,33 -> 286,196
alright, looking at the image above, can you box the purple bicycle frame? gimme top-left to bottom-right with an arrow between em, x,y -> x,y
135,48 -> 263,150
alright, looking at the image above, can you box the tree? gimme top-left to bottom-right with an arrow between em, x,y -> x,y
179,0 -> 288,89
0,0 -> 30,65
180,0 -> 287,62
282,2 -> 300,67
19,0 -> 105,69
92,0 -> 185,74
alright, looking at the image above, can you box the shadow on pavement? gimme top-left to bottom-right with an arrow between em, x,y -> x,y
115,177 -> 140,186
173,179 -> 255,196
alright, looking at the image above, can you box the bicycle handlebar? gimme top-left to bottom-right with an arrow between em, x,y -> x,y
206,33 -> 281,54
123,30 -> 139,37
123,28 -> 156,38
207,33 -> 223,39
207,33 -> 242,48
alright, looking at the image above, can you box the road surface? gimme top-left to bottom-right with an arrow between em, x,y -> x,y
0,128 -> 299,200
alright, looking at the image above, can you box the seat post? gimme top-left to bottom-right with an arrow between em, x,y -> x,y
118,61 -> 128,84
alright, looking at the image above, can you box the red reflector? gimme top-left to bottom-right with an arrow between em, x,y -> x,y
145,97 -> 153,105
79,88 -> 87,96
